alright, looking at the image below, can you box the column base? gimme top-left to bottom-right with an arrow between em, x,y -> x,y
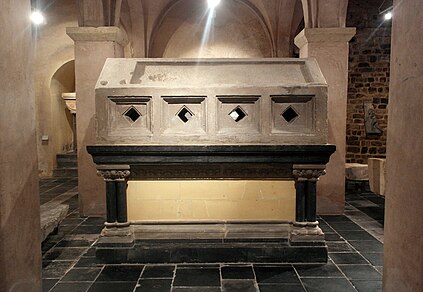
289,221 -> 325,244
98,225 -> 135,247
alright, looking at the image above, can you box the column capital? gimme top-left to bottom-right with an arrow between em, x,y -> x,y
97,165 -> 130,181
293,164 -> 326,181
66,26 -> 128,47
295,27 -> 356,48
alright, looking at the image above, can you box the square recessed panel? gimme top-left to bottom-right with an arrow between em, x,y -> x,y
271,95 -> 314,134
217,96 -> 261,134
108,96 -> 152,136
161,96 -> 206,135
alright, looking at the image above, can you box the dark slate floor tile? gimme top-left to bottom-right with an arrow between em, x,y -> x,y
61,218 -> 86,226
294,263 -> 343,278
61,267 -> 102,282
328,222 -> 363,231
319,223 -> 334,233
338,265 -> 382,280
361,253 -> 384,266
141,265 -> 175,278
135,279 -> 172,292
67,212 -> 88,219
72,225 -> 104,235
375,266 -> 383,274
254,266 -> 300,284
352,280 -> 382,292
258,284 -> 305,292
172,288 -> 221,292
43,279 -> 58,292
321,215 -> 352,223
82,217 -> 106,226
43,247 -> 88,261
301,278 -> 356,292
56,240 -> 93,248
326,241 -> 354,252
74,257 -> 104,267
222,279 -> 257,292
88,281 -> 137,292
177,264 -> 220,268
336,231 -> 376,241
324,233 -> 342,241
354,208 -> 384,224
96,265 -> 144,282
221,266 -> 255,279
348,240 -> 384,252
42,241 -> 57,253
50,282 -> 92,292
173,268 -> 220,287
329,253 -> 369,265
82,248 -> 96,257
42,261 -> 74,279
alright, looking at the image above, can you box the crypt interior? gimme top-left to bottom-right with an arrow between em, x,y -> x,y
0,0 -> 422,291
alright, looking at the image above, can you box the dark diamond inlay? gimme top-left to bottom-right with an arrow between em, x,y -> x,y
177,106 -> 194,123
229,106 -> 247,122
281,106 -> 299,123
123,107 -> 141,123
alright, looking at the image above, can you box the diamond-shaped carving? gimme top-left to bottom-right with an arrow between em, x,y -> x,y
281,106 -> 299,123
229,106 -> 247,122
123,106 -> 141,123
177,106 -> 194,123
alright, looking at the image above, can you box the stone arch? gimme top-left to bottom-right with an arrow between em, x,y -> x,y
148,0 -> 274,58
49,60 -> 75,155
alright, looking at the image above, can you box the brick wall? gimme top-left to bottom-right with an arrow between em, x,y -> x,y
346,0 -> 392,163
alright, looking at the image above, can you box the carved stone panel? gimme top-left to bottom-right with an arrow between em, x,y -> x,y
161,96 -> 206,135
217,96 -> 261,134
271,95 -> 314,134
108,96 -> 152,136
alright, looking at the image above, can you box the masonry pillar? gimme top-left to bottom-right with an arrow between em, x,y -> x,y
67,27 -> 127,216
0,0 -> 42,291
295,28 -> 355,214
384,0 -> 423,290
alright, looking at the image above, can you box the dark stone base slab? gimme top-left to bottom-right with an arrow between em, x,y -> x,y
94,223 -> 327,264
95,242 -> 327,264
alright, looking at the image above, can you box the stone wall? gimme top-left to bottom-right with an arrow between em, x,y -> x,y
346,0 -> 392,163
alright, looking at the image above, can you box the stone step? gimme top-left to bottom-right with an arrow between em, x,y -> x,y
53,167 -> 78,178
56,153 -> 77,168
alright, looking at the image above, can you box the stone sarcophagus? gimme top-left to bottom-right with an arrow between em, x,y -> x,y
88,58 -> 335,264
95,58 -> 328,146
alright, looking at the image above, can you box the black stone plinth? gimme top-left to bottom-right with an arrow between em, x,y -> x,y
94,223 -> 327,264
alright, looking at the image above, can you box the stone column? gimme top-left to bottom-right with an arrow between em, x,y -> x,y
384,0 -> 423,290
0,0 -> 42,291
295,28 -> 356,214
290,165 -> 326,243
67,27 -> 127,216
96,165 -> 134,245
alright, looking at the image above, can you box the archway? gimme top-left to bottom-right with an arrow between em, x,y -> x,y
49,60 -> 75,157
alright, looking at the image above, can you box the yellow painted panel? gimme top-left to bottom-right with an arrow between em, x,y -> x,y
127,180 -> 295,221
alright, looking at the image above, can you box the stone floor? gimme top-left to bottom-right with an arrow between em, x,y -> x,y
41,178 -> 384,292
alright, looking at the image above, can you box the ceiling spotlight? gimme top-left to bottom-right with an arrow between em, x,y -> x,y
207,0 -> 221,9
384,11 -> 393,20
30,10 -> 45,25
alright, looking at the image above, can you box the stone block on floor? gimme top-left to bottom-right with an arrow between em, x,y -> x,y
40,204 -> 69,242
345,163 -> 369,180
368,158 -> 386,196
